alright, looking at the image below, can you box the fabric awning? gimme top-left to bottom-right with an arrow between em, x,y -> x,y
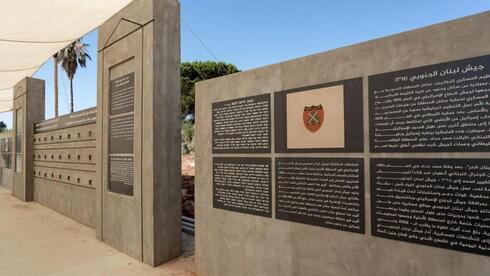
0,0 -> 133,112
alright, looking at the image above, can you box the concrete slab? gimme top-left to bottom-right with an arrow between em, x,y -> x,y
0,188 -> 195,276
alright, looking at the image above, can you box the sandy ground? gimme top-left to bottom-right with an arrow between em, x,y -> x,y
0,188 -> 195,276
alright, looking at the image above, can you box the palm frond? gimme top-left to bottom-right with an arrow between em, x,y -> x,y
59,39 -> 91,80
57,38 -> 91,113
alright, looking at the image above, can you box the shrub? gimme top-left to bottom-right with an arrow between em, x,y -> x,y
182,120 -> 195,154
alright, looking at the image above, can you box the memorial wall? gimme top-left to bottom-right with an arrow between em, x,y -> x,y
196,11 -> 490,276
32,108 -> 97,227
0,0 -> 180,267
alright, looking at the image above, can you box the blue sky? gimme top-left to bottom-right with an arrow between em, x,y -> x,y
1,0 -> 489,127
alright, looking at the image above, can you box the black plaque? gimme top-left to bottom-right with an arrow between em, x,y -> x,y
109,156 -> 134,196
371,158 -> 490,256
1,137 -> 12,169
369,55 -> 490,152
109,115 -> 134,154
15,109 -> 22,173
212,94 -> 271,153
1,137 -> 11,153
276,158 -> 364,233
34,107 -> 96,133
110,72 -> 134,116
213,157 -> 271,217
274,78 -> 364,153
108,73 -> 135,196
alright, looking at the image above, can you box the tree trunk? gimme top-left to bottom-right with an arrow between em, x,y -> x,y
70,78 -> 74,113
53,56 -> 58,117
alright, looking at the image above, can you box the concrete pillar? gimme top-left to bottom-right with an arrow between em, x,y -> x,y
12,77 -> 45,201
96,0 -> 181,266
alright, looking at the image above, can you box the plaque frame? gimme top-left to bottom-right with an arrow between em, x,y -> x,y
108,72 -> 136,196
274,78 -> 364,153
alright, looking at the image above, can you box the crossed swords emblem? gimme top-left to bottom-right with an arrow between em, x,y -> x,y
303,104 -> 323,132
307,110 -> 320,125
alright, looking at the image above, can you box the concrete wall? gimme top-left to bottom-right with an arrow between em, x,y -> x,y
195,12 -> 490,276
97,0 -> 181,266
0,131 -> 13,192
32,109 -> 97,227
0,1 -> 181,266
12,77 -> 45,201
1,169 -> 13,192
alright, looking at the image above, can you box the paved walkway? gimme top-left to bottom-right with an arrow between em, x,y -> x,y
0,188 -> 195,276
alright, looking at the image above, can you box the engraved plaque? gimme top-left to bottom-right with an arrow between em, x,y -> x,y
212,94 -> 271,153
369,55 -> 490,152
213,157 -> 271,217
109,155 -> 134,196
34,107 -> 96,133
110,72 -> 134,116
371,158 -> 490,256
109,73 -> 135,196
109,115 -> 134,154
276,158 -> 364,233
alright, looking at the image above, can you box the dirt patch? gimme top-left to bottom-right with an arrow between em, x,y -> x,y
182,154 -> 195,176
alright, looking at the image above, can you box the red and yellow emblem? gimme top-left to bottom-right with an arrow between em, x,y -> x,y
303,105 -> 324,133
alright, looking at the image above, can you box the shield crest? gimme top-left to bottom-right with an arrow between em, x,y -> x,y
303,105 -> 324,133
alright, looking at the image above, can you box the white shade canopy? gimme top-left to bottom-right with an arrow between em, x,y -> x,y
0,0 -> 133,112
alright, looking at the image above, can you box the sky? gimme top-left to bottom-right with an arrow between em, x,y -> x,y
1,0 -> 489,128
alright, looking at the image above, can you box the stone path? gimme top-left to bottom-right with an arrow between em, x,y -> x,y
0,188 -> 195,276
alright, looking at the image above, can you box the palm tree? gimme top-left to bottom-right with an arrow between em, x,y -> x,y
52,53 -> 60,117
58,39 -> 91,113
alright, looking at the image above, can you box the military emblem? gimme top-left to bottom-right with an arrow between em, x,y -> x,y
303,105 -> 324,133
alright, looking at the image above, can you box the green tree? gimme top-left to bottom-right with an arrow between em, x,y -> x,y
180,61 -> 239,154
0,121 -> 6,132
58,39 -> 91,113
181,61 -> 239,119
